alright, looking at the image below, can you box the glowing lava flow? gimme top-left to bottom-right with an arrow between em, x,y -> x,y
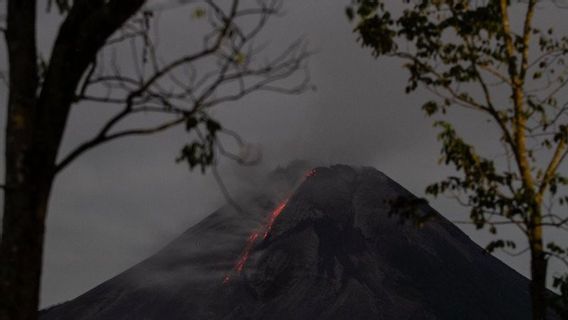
223,199 -> 288,284
223,168 -> 316,284
263,199 -> 289,239
233,198 -> 288,273
234,232 -> 260,273
305,168 -> 317,177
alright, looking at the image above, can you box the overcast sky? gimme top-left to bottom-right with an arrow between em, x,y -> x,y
1,0 -> 568,308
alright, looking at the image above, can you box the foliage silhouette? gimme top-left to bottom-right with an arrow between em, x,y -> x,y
347,1 -> 568,319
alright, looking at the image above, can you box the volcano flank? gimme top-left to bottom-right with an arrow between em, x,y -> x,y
42,164 -> 550,319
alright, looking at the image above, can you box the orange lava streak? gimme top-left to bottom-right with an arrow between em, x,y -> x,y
263,198 -> 289,239
235,231 -> 260,273
230,198 -> 289,277
305,169 -> 317,177
224,169 -> 317,284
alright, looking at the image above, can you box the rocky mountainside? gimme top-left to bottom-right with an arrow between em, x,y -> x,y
42,165 -> 549,319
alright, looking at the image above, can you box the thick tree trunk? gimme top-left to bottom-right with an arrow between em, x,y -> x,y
0,178 -> 54,320
0,0 -> 44,317
0,2 -> 146,319
0,1 -> 49,319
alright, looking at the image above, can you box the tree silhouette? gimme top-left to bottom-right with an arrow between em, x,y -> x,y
347,1 -> 568,319
0,1 -> 309,319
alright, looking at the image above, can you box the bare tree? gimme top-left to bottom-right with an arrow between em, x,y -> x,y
0,1 -> 309,319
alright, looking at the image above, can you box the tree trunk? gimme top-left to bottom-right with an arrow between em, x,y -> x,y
0,1 -> 47,319
0,2 -> 146,319
530,221 -> 547,320
0,177 -> 54,320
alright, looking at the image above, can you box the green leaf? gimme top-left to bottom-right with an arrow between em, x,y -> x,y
422,101 -> 439,116
346,6 -> 355,21
191,7 -> 206,19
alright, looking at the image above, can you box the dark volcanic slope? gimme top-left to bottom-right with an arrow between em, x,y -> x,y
42,165 -> 543,319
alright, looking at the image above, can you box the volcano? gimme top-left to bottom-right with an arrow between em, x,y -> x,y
42,164 -> 551,319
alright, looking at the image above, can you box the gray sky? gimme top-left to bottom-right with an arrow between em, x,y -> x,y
1,0 -> 567,308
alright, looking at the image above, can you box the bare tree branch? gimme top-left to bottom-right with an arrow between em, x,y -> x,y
56,0 -> 310,172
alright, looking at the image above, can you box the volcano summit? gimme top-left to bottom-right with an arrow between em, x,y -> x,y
42,165 -> 548,319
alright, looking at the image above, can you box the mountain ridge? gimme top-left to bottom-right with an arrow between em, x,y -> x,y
42,164 -> 551,319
